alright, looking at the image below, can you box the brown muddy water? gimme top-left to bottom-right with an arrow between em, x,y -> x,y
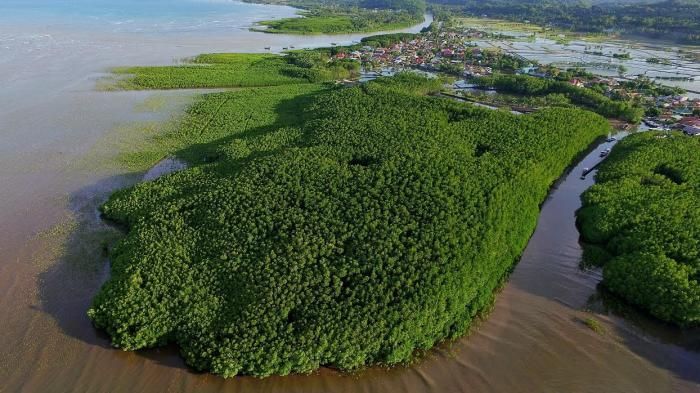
1,8 -> 698,393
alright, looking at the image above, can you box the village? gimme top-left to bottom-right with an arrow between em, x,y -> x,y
330,27 -> 700,134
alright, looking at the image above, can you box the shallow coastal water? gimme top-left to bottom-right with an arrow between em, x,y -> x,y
0,2 -> 698,392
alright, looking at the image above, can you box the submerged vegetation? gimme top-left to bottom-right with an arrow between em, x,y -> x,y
578,133 -> 700,327
88,53 -> 609,376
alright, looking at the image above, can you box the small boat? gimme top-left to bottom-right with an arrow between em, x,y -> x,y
282,47 -> 288,50
289,45 -> 295,49
264,46 -> 271,50
331,42 -> 337,46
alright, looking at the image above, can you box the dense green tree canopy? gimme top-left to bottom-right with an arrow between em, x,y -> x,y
578,132 -> 700,326
89,72 -> 609,377
474,74 -> 645,123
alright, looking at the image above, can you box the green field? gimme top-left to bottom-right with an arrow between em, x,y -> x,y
578,132 -> 700,326
89,60 -> 609,376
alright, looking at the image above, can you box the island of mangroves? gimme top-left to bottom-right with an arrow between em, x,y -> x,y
89,9 -> 700,378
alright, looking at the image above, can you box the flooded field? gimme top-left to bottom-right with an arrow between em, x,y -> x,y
475,36 -> 700,94
0,2 -> 698,392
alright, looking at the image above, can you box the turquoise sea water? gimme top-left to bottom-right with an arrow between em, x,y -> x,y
0,0 -> 295,33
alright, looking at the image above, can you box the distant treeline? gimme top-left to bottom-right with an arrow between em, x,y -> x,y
429,0 -> 700,44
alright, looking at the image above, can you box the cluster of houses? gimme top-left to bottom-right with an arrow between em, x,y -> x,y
331,31 -> 505,77
644,95 -> 700,135
518,64 -> 700,133
677,116 -> 700,136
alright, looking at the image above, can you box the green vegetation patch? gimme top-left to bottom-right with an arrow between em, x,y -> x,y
112,52 -> 357,90
122,84 -> 328,170
89,71 -> 609,377
583,317 -> 605,334
578,132 -> 700,327
253,0 -> 425,34
474,74 -> 645,123
360,32 -> 419,47
258,13 -> 356,34
257,11 -> 421,35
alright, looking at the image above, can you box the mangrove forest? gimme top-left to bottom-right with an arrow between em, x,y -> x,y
88,54 -> 611,377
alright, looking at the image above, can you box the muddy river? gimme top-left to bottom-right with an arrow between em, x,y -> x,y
0,2 -> 697,392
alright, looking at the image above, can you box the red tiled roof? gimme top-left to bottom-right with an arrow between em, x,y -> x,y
679,117 -> 700,127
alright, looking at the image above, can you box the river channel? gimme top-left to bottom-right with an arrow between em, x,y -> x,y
0,2 -> 697,392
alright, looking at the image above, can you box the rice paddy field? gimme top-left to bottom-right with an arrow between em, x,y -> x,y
451,16 -> 700,94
